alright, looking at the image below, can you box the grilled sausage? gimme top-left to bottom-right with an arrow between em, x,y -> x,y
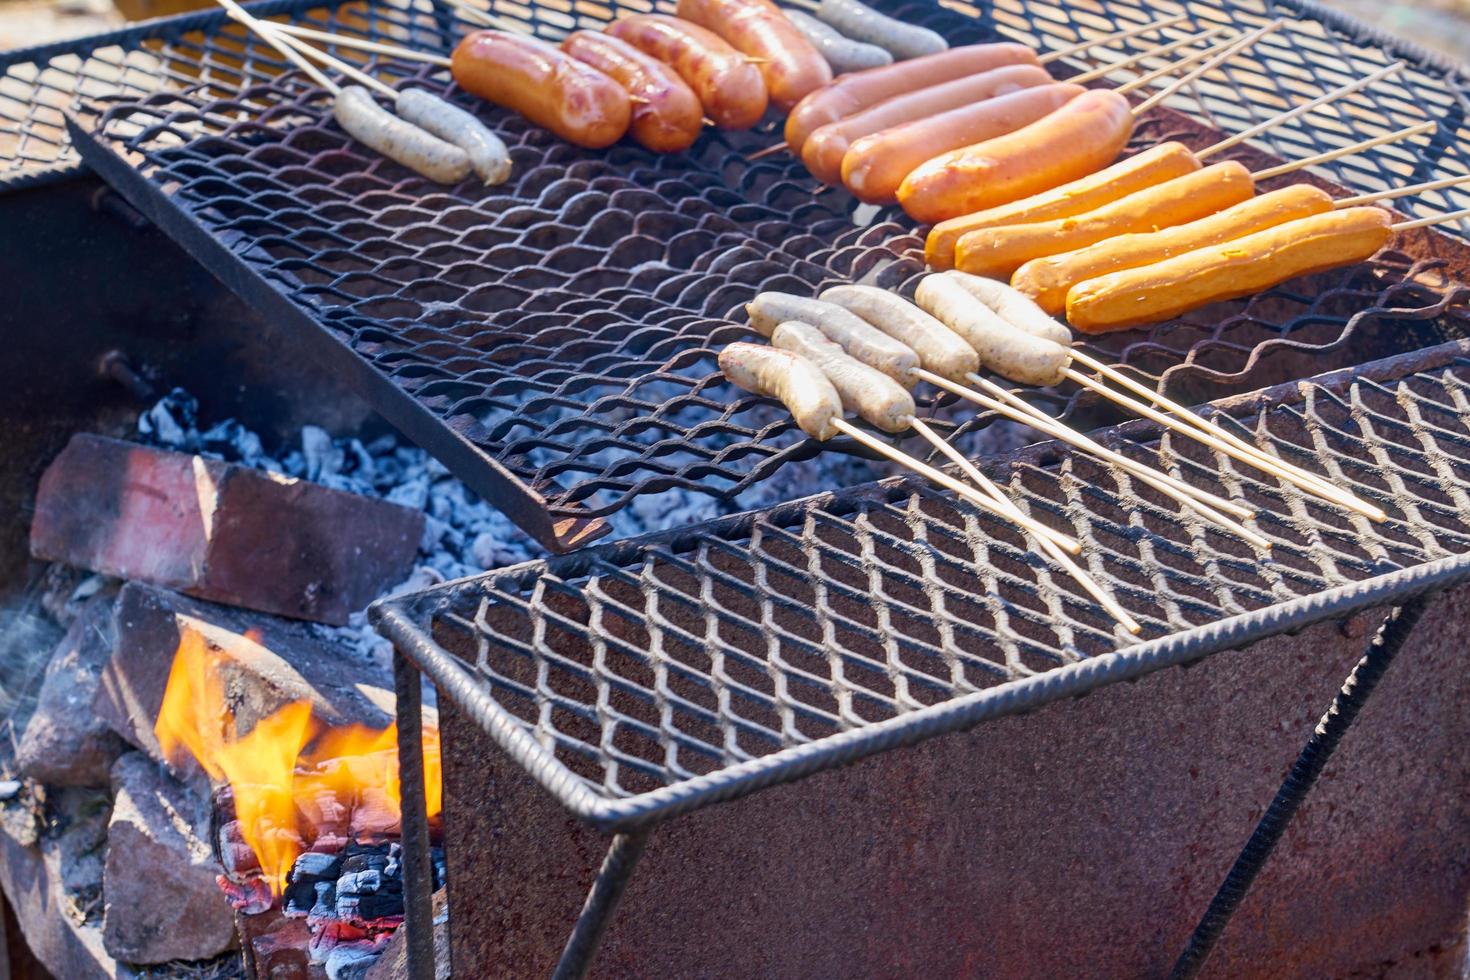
819,284 -> 978,383
1014,184 -> 1335,313
954,161 -> 1256,279
801,63 -> 1049,184
745,292 -> 919,383
784,10 -> 892,75
677,0 -> 830,111
914,274 -> 1069,386
782,42 -> 1041,153
1066,207 -> 1394,334
561,31 -> 704,152
393,89 -> 511,185
814,0 -> 947,60
772,321 -> 915,432
719,342 -> 843,438
608,15 -> 769,129
941,272 -> 1072,346
451,31 -> 631,149
925,141 -> 1201,270
333,86 -> 472,184
898,89 -> 1135,224
843,82 -> 1083,205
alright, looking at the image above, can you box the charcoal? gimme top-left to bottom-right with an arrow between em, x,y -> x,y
218,874 -> 273,915
292,851 -> 343,882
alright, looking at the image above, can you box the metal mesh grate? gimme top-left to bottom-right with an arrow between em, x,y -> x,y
375,340 -> 1470,828
42,0 -> 1470,550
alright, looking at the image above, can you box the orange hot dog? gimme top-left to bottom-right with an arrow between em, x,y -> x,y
800,64 -> 1050,184
608,15 -> 769,130
451,31 -> 631,149
954,161 -> 1255,279
561,32 -> 704,153
925,141 -> 1200,270
842,82 -> 1082,205
897,89 -> 1135,225
1066,206 -> 1394,334
1013,184 -> 1335,313
677,0 -> 830,111
782,42 -> 1041,153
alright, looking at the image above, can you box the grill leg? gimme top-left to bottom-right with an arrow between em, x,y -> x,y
1168,597 -> 1430,980
395,650 -> 437,980
552,826 -> 654,980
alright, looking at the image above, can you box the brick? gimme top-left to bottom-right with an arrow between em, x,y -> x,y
30,434 -> 424,625
15,592 -> 128,786
102,752 -> 237,964
94,583 -> 395,767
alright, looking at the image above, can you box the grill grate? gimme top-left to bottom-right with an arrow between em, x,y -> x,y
28,0 -> 1470,550
374,338 -> 1470,830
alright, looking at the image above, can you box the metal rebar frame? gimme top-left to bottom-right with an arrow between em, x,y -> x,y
375,339 -> 1470,975
0,0 -> 1461,551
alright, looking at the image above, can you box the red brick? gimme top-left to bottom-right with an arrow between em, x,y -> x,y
30,434 -> 423,625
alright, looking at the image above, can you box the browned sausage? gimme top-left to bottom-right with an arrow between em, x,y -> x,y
800,63 -> 1049,184
607,15 -> 769,130
897,88 -> 1134,224
451,31 -> 631,149
843,82 -> 1083,205
677,0 -> 830,111
560,31 -> 704,153
782,42 -> 1041,153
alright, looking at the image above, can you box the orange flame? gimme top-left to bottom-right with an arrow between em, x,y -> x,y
154,626 -> 442,899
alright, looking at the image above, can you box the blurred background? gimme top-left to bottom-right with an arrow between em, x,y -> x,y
1,0 -> 1468,59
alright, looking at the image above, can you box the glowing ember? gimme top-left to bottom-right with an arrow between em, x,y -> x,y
154,626 -> 441,898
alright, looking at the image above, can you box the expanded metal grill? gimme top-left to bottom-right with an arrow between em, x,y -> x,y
374,340 -> 1470,827
17,0 -> 1461,549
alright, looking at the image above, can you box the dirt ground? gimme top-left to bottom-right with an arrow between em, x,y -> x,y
0,0 -> 1468,61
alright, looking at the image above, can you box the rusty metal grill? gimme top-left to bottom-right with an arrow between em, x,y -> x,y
375,338 -> 1470,829
19,0 -> 1461,551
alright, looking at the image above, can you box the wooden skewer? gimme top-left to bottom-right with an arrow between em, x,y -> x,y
748,142 -> 788,161
1197,61 -> 1405,160
1339,169 -> 1470,207
1252,121 -> 1435,181
831,418 -> 1142,633
918,369 -> 1268,547
906,418 -> 1078,551
1113,30 -> 1245,97
1064,362 -> 1385,521
267,23 -> 454,68
219,0 -> 340,95
1131,19 -> 1283,116
1068,26 -> 1229,86
265,23 -> 401,99
1392,206 -> 1470,231
1036,14 -> 1189,66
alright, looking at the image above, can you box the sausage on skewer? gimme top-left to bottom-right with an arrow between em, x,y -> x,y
783,9 -> 892,74
677,0 -> 830,110
561,31 -> 705,152
819,284 -> 978,382
783,42 -> 1041,153
898,89 -> 1135,224
719,343 -> 843,438
843,82 -> 1085,204
771,321 -> 915,431
608,15 -> 770,129
1066,207 -> 1394,333
745,292 -> 919,382
394,89 -> 511,185
953,161 -> 1257,278
452,31 -> 632,148
801,63 -> 1050,184
940,273 -> 1072,345
913,275 -> 1070,386
1013,184 -> 1335,313
810,0 -> 947,60
334,86 -> 473,184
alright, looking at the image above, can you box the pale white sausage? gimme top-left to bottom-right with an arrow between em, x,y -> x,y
333,86 -> 471,185
914,275 -> 1069,386
745,292 -> 918,384
819,284 -> 978,383
943,271 -> 1073,346
719,342 -> 843,439
771,321 -> 914,432
816,0 -> 947,59
785,9 -> 893,74
395,89 -> 511,186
